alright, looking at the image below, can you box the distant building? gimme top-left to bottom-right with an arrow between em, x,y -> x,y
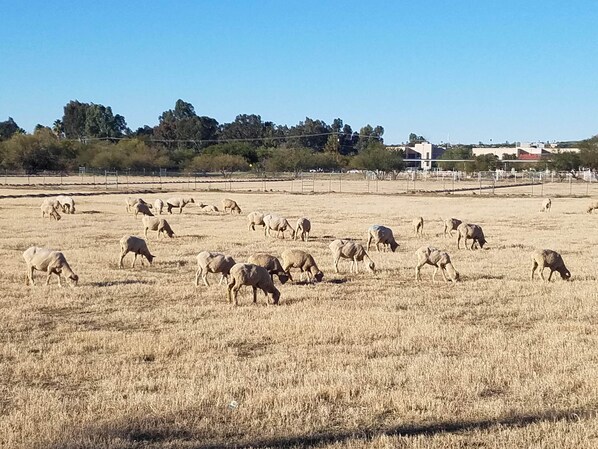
472,142 -> 579,161
388,142 -> 446,170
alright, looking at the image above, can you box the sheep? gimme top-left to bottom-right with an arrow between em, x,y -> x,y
294,217 -> 311,242
222,198 -> 242,214
154,199 -> 164,215
199,204 -> 219,213
142,216 -> 175,239
56,195 -> 76,214
280,249 -> 324,283
133,202 -> 154,218
530,249 -> 571,281
264,215 -> 295,239
540,198 -> 552,212
125,197 -> 151,213
247,253 -> 289,284
587,201 -> 598,214
119,235 -> 155,268
23,246 -> 78,287
227,263 -> 280,306
166,197 -> 195,214
40,200 -> 62,221
329,239 -> 375,274
415,246 -> 459,283
443,218 -> 462,238
366,225 -> 399,252
195,251 -> 236,286
412,217 -> 424,237
456,223 -> 487,250
247,211 -> 266,231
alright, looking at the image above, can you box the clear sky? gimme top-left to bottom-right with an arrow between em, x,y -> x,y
1,0 -> 597,144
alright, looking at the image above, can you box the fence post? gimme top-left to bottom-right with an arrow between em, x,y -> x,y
478,172 -> 482,195
569,175 -> 572,195
339,172 -> 342,193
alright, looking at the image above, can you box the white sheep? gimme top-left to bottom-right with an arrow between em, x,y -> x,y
222,198 -> 242,214
456,223 -> 487,250
56,195 -> 76,214
587,201 -> 598,214
23,246 -> 78,287
142,216 -> 175,239
412,217 -> 424,237
281,249 -> 324,283
540,198 -> 552,212
133,202 -> 154,218
329,239 -> 375,274
531,249 -> 571,281
40,200 -> 61,221
443,218 -> 462,238
415,246 -> 459,283
195,251 -> 237,286
247,253 -> 289,283
119,235 -> 155,268
294,217 -> 311,242
199,204 -> 219,213
247,211 -> 266,231
154,199 -> 164,215
125,197 -> 151,213
366,225 -> 399,252
166,197 -> 195,214
227,263 -> 281,306
264,215 -> 295,239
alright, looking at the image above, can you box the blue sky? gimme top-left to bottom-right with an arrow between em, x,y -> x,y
1,0 -> 597,144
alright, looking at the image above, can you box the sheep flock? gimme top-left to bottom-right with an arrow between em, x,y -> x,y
22,193 -> 593,306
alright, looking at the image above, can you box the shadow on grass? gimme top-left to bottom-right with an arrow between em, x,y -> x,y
89,279 -> 154,287
43,407 -> 597,449
79,210 -> 103,214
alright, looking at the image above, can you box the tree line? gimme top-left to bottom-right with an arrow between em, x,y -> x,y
0,99 -> 405,174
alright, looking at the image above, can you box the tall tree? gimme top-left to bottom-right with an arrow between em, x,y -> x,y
0,117 -> 25,141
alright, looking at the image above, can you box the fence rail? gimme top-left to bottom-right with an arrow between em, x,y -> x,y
0,169 -> 596,197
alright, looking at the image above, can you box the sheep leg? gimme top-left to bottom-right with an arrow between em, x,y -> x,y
432,266 -> 439,282
352,257 -> 359,273
218,274 -> 227,286
415,262 -> 424,281
27,266 -> 35,285
132,253 -> 138,268
118,250 -> 127,269
203,272 -> 210,287
548,269 -> 554,282
457,234 -> 461,249
304,232 -> 309,242
440,265 -> 449,282
530,261 -> 538,280
333,256 -> 340,273
539,267 -> 546,281
195,267 -> 201,286
226,279 -> 235,303
252,286 -> 258,303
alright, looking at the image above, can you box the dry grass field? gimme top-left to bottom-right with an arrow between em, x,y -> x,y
1,189 -> 597,448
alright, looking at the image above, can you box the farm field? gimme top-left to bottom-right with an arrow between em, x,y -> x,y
1,191 -> 597,448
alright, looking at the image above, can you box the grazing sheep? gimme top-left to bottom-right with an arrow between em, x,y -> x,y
154,199 -> 164,215
142,216 -> 175,239
265,215 -> 295,239
531,249 -> 571,281
195,251 -> 236,287
247,211 -> 266,231
413,217 -> 424,236
587,201 -> 598,214
56,195 -> 76,214
415,246 -> 459,283
125,197 -> 151,213
40,200 -> 62,221
247,253 -> 289,284
294,217 -> 311,242
119,235 -> 155,268
366,225 -> 399,252
329,239 -> 375,274
227,263 -> 280,306
443,218 -> 462,238
540,198 -> 552,212
281,249 -> 324,283
133,202 -> 154,218
166,197 -> 195,214
23,246 -> 78,287
222,198 -> 242,214
456,223 -> 487,250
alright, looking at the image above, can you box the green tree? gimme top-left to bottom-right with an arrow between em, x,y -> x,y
0,117 -> 25,141
409,133 -> 426,143
548,150 -> 582,172
437,146 -> 473,170
579,136 -> 598,170
187,153 -> 249,176
349,141 -> 404,177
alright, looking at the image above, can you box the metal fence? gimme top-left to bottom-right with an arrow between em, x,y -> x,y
0,169 -> 596,197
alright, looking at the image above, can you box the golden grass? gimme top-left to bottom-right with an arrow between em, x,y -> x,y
1,190 -> 597,448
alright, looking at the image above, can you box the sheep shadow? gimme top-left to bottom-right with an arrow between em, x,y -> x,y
79,210 -> 102,214
326,278 -> 349,284
469,274 -> 505,281
90,279 -> 154,287
41,406 -> 596,449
